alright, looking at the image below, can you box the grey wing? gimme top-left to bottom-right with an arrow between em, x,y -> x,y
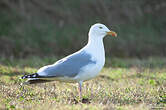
37,51 -> 96,78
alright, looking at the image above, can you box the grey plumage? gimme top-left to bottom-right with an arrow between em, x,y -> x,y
39,50 -> 96,77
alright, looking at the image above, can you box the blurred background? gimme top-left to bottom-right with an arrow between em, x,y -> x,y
0,0 -> 166,58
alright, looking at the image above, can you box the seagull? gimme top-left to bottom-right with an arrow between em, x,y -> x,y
21,23 -> 117,97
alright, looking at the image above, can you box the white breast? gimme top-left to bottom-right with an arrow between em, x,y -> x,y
74,36 -> 105,82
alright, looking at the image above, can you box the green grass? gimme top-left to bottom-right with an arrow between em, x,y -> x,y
0,57 -> 166,110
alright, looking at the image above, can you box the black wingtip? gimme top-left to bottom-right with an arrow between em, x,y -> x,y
21,73 -> 39,79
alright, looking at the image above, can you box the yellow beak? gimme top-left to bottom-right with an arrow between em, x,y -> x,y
107,31 -> 117,37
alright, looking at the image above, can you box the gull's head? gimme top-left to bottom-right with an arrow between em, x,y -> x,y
89,23 -> 117,38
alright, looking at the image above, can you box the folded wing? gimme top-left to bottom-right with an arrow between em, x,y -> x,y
37,51 -> 96,78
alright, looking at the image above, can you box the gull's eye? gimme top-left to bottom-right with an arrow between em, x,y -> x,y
99,27 -> 103,29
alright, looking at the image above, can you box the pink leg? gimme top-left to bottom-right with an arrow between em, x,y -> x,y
78,81 -> 83,98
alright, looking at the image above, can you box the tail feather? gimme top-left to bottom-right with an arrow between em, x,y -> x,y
21,73 -> 53,84
26,79 -> 53,84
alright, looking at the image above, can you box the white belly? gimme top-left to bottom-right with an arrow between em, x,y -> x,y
74,59 -> 105,82
75,44 -> 105,82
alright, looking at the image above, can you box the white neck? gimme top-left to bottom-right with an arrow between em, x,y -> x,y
84,34 -> 105,64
